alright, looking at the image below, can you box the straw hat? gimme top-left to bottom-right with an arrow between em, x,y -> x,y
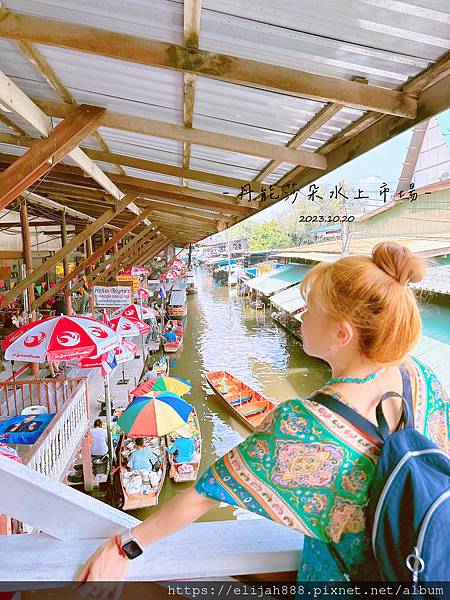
176,424 -> 192,438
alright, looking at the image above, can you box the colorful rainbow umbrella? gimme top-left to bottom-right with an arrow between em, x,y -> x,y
117,392 -> 193,437
130,376 -> 192,398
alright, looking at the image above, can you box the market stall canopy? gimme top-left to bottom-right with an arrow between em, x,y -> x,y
269,284 -> 306,314
171,281 -> 187,292
169,289 -> 187,306
245,264 -> 309,296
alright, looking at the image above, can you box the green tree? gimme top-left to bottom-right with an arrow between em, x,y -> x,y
248,220 -> 291,250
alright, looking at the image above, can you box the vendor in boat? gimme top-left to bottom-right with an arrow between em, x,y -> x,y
127,438 -> 159,472
162,329 -> 177,343
165,425 -> 195,463
77,242 -> 450,585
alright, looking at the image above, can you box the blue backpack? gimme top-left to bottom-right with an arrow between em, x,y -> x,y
313,366 -> 450,582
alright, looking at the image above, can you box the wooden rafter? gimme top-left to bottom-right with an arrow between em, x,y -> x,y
0,12 -> 417,117
0,132 -> 277,194
16,38 -> 127,177
0,151 -> 254,216
182,0 -> 202,186
33,100 -> 327,168
0,191 -> 141,307
0,69 -> 146,221
0,104 -> 105,208
32,207 -> 153,309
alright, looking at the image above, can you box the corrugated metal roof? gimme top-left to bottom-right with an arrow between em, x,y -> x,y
0,0 -> 449,247
5,0 -> 184,41
269,283 -> 306,313
411,265 -> 450,296
275,235 -> 450,260
245,263 -> 309,295
200,1 -> 446,86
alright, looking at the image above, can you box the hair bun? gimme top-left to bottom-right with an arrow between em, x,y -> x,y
372,241 -> 426,285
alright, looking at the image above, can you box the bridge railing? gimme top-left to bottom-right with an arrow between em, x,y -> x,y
22,378 -> 89,481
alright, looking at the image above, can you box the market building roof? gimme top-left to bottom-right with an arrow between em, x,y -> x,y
0,0 -> 448,252
269,284 -> 306,314
275,234 -> 450,262
245,263 -> 309,296
411,265 -> 450,296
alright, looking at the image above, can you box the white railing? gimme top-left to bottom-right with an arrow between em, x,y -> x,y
23,379 -> 89,481
0,455 -> 302,582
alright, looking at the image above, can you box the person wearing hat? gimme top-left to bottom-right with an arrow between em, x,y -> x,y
165,425 -> 195,463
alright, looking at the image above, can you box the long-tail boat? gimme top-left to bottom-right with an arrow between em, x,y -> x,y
163,320 -> 183,353
115,434 -> 167,510
205,371 -> 277,431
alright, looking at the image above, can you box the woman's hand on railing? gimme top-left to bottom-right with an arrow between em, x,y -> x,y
74,537 -> 128,599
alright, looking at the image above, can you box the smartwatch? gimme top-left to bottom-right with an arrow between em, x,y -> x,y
120,528 -> 144,560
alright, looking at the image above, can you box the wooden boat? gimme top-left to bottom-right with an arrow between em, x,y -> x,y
250,299 -> 264,309
186,275 -> 197,294
167,304 -> 187,318
206,371 -> 277,431
166,407 -> 202,482
116,434 -> 167,510
152,355 -> 169,376
163,320 -> 183,353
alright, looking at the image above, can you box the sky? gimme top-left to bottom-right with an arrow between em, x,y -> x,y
251,127 -> 414,223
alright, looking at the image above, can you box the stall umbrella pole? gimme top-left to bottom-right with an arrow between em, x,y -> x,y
103,372 -> 114,475
140,294 -> 146,370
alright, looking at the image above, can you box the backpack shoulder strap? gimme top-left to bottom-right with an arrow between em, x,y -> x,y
312,392 -> 385,443
374,365 -> 415,438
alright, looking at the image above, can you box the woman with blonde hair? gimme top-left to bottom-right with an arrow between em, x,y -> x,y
77,242 -> 449,584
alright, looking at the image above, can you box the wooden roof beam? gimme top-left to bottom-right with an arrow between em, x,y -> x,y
0,11 -> 417,118
0,104 -> 105,208
34,100 -> 326,168
0,191 -> 141,307
0,131 -> 276,193
0,69 -> 147,222
182,0 -> 202,186
32,207 -> 153,310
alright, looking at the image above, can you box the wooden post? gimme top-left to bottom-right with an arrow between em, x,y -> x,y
81,433 -> 94,492
100,228 -> 106,260
1,191 -> 141,307
19,201 -> 40,379
32,207 -> 152,310
0,104 -> 106,208
60,208 -> 72,316
86,237 -> 95,317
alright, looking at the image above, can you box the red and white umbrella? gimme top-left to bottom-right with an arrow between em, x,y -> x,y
73,339 -> 137,369
2,316 -> 120,362
109,315 -> 151,338
122,266 -> 149,276
134,287 -> 152,299
111,304 -> 156,321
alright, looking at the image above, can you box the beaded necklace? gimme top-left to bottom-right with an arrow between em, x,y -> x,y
326,367 -> 385,386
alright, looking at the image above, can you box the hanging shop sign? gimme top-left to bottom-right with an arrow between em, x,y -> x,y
93,285 -> 132,308
116,274 -> 140,290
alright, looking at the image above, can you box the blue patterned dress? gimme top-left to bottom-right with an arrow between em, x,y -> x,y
195,357 -> 449,580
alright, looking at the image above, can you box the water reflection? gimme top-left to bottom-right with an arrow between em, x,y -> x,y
134,268 -> 329,522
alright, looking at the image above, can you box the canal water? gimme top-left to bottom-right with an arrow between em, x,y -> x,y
134,268 -> 331,522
